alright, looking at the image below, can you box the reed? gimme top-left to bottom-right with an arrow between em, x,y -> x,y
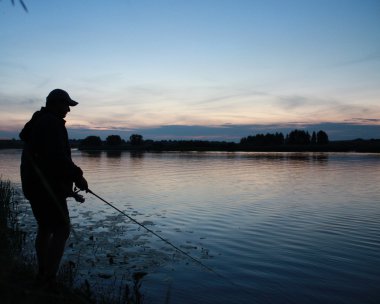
0,179 -> 148,303
0,179 -> 24,258
0,179 -> 13,230
0,179 -> 27,301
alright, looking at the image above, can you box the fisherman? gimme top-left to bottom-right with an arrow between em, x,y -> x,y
19,89 -> 88,289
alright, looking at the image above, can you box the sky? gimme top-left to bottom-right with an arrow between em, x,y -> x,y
1,0 -> 380,141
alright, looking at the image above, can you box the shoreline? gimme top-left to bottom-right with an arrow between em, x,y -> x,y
1,139 -> 379,153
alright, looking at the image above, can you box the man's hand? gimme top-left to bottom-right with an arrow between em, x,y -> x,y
75,176 -> 88,191
72,192 -> 85,203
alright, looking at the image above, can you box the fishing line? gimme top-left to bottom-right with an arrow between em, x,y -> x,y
85,189 -> 257,299
86,189 -> 220,275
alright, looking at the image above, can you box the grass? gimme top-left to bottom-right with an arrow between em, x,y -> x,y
0,179 -> 147,304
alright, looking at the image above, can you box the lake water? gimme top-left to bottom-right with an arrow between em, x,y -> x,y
1,149 -> 380,304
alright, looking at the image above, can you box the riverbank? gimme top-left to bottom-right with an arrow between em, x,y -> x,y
0,179 -> 93,303
0,180 -> 141,304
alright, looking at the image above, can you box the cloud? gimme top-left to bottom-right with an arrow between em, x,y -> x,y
277,95 -> 319,110
333,51 -> 380,67
0,93 -> 40,111
63,87 -> 380,133
346,118 -> 380,124
0,60 -> 28,72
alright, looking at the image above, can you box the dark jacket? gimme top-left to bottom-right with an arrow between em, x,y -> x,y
20,107 -> 83,200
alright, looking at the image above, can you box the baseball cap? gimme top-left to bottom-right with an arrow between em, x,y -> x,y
46,89 -> 78,107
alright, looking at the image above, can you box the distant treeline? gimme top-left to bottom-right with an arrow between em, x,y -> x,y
74,129 -> 380,152
79,129 -> 329,150
0,139 -> 24,149
240,130 -> 329,146
1,129 -> 380,152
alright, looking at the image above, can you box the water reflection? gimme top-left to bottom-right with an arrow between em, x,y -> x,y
106,151 -> 122,158
81,150 -> 102,157
2,150 -> 380,304
242,152 -> 329,162
129,151 -> 145,159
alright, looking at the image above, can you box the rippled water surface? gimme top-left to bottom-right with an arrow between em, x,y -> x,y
1,150 -> 380,304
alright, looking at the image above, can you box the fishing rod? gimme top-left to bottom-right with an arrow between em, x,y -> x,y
85,188 -> 222,278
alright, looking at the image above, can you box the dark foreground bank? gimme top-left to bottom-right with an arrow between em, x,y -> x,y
0,179 -> 143,304
0,179 -> 93,303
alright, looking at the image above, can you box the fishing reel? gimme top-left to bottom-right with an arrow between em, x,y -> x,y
71,187 -> 85,203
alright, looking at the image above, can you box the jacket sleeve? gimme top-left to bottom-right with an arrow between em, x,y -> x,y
34,116 -> 83,183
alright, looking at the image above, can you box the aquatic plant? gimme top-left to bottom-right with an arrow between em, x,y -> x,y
0,179 -> 25,258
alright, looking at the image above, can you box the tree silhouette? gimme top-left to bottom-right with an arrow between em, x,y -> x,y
106,135 -> 122,146
130,134 -> 143,145
317,130 -> 329,144
240,132 -> 284,146
287,130 -> 311,145
82,136 -> 102,147
311,131 -> 317,145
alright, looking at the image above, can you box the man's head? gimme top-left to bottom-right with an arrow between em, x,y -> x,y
46,89 -> 78,118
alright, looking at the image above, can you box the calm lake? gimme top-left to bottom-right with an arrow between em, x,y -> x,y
1,149 -> 380,304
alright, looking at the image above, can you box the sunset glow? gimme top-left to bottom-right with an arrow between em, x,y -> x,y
1,0 -> 379,140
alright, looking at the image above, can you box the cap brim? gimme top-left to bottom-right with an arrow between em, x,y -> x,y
68,99 -> 78,106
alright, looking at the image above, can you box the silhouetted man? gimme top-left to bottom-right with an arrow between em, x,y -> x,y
20,89 -> 88,289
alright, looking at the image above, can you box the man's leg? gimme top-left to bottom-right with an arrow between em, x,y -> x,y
45,224 -> 70,281
30,196 -> 70,283
35,226 -> 51,278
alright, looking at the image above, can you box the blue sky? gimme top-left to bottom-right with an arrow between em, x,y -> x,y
1,0 -> 379,140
